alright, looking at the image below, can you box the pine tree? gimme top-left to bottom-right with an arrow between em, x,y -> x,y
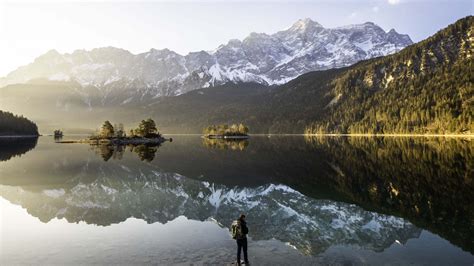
0,110 -> 39,136
99,121 -> 115,138
135,118 -> 158,137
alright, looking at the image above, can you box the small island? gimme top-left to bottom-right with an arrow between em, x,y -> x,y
202,123 -> 249,139
91,119 -> 166,144
53,129 -> 63,137
59,118 -> 168,145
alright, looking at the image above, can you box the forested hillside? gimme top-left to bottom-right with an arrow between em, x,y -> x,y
150,16 -> 473,134
305,16 -> 473,134
0,110 -> 39,136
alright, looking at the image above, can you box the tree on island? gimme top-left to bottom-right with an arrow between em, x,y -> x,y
94,118 -> 161,140
114,123 -> 126,138
238,123 -> 249,135
99,121 -> 115,138
53,129 -> 63,137
133,118 -> 159,138
203,123 -> 249,136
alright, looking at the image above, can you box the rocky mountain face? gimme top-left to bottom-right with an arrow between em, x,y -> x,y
0,18 -> 412,100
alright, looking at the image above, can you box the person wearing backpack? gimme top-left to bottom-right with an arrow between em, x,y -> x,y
231,214 -> 249,265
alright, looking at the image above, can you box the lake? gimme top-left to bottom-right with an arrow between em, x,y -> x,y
0,135 -> 473,265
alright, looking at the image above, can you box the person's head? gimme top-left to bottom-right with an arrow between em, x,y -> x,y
239,214 -> 246,221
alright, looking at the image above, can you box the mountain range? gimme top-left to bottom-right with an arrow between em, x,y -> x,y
0,18 -> 411,99
0,16 -> 471,134
144,16 -> 473,134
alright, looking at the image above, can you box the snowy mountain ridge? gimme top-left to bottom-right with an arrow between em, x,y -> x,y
0,18 -> 412,99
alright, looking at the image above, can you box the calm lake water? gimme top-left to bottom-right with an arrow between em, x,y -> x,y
1,135 -> 473,265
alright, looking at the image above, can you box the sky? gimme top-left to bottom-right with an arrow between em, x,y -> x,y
0,0 -> 472,76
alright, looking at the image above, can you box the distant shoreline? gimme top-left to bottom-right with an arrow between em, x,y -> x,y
303,133 -> 474,138
0,135 -> 40,138
202,134 -> 249,139
56,136 -> 169,145
165,133 -> 474,138
3,133 -> 471,138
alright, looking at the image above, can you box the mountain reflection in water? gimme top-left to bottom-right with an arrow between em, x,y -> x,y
0,135 -> 472,257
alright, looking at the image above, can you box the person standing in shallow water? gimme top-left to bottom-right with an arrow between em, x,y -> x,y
232,214 -> 249,265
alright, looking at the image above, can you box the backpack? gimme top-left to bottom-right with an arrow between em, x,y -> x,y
231,220 -> 243,239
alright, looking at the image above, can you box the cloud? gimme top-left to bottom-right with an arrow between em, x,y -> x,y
387,0 -> 400,5
348,12 -> 357,19
372,6 -> 380,12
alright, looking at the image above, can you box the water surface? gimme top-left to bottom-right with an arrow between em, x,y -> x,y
1,136 -> 473,265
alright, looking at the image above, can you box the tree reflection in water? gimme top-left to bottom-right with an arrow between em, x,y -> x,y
202,138 -> 249,151
304,135 -> 474,252
0,137 -> 38,162
91,143 -> 161,162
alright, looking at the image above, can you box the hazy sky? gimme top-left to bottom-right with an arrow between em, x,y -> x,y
0,0 -> 472,76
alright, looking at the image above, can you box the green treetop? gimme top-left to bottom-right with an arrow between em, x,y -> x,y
134,118 -> 159,138
203,123 -> 249,136
99,121 -> 115,138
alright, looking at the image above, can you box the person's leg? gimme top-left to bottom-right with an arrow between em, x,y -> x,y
243,238 -> 248,263
237,239 -> 242,263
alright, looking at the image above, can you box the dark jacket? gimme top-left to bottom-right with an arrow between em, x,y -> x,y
239,219 -> 249,238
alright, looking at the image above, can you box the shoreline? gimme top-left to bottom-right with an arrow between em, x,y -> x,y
57,137 -> 169,145
303,133 -> 474,138
0,135 -> 40,138
167,133 -> 474,138
2,134 -> 472,138
202,135 -> 250,139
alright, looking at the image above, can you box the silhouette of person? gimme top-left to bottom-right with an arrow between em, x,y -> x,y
235,214 -> 249,265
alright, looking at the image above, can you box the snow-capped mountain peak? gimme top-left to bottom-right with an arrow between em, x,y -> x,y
0,18 -> 413,102
288,18 -> 324,32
